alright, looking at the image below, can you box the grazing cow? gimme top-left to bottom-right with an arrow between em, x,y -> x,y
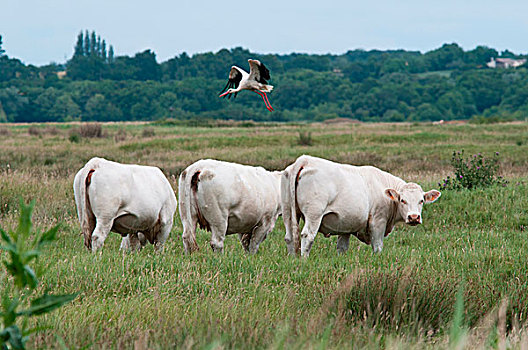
281,155 -> 441,257
178,159 -> 282,254
73,157 -> 177,252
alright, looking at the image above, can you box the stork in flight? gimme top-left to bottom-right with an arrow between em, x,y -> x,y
219,59 -> 274,111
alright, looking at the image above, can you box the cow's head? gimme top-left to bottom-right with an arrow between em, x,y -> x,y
384,183 -> 441,226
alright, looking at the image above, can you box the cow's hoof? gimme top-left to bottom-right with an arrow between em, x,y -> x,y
91,236 -> 104,252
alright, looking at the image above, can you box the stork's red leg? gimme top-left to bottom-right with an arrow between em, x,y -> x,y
263,92 -> 274,111
254,91 -> 270,110
254,91 -> 273,111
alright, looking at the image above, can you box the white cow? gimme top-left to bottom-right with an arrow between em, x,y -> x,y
178,159 -> 282,254
281,155 -> 441,256
73,157 -> 177,252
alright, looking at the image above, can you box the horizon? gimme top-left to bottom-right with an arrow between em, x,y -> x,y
1,40 -> 525,67
2,0 -> 528,66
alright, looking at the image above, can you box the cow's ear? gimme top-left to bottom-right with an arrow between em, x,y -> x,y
385,188 -> 400,201
424,190 -> 441,203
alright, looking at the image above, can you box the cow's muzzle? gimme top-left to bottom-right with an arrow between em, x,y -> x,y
406,214 -> 421,226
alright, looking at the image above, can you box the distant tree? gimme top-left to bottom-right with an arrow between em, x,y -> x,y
380,58 -> 408,74
90,31 -> 96,56
342,62 -> 371,82
33,87 -> 61,121
465,46 -> 497,66
0,101 -> 7,122
49,94 -> 81,121
96,35 -> 102,56
74,32 -> 84,57
159,91 -> 178,111
101,40 -> 107,60
106,56 -> 138,80
0,57 -> 30,82
84,93 -> 122,121
0,34 -> 5,56
500,49 -> 516,58
284,54 -> 331,72
457,70 -> 506,112
67,55 -> 105,80
83,30 -> 90,56
68,30 -> 114,79
130,101 -> 156,120
425,43 -> 465,71
436,91 -> 468,119
132,50 -> 161,80
383,109 -> 405,122
410,103 -> 443,121
108,45 -> 114,63
0,87 -> 29,122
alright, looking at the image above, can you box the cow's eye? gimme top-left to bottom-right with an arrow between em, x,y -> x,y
400,199 -> 406,204
419,199 -> 424,204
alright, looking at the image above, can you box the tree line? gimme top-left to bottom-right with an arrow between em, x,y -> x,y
0,31 -> 527,123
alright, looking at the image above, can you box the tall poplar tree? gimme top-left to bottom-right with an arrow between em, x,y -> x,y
83,30 -> 90,56
108,45 -> 114,63
90,31 -> 96,56
74,32 -> 84,57
96,35 -> 101,56
0,35 -> 5,56
101,40 -> 107,60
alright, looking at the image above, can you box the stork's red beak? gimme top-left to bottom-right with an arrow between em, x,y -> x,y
219,91 -> 230,98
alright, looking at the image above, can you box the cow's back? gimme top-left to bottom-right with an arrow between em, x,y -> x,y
294,156 -> 371,234
87,159 -> 176,221
192,159 -> 281,234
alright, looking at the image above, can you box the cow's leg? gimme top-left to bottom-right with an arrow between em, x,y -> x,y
336,234 -> 351,254
120,236 -> 130,250
154,209 -> 174,253
138,232 -> 147,246
182,216 -> 199,254
248,225 -> 266,254
210,221 -> 228,253
249,226 -> 269,254
300,215 -> 323,257
238,233 -> 251,252
284,212 -> 301,256
369,219 -> 387,253
153,224 -> 171,253
120,234 -> 142,251
249,216 -> 276,254
91,219 -> 114,252
282,172 -> 297,256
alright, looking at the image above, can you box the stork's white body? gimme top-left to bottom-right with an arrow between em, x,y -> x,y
231,66 -> 273,93
219,59 -> 274,111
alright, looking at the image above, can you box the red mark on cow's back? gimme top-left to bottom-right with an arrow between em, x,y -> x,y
295,166 -> 304,188
85,169 -> 95,187
191,171 -> 201,193
190,170 -> 210,231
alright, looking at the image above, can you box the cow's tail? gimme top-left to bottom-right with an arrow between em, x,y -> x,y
282,158 -> 305,255
178,167 -> 200,253
76,161 -> 99,250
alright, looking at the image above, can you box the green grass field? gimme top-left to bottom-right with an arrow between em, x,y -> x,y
1,121 -> 528,349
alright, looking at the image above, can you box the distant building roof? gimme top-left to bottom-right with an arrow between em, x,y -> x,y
487,57 -> 527,68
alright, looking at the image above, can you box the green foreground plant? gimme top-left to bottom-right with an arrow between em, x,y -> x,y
0,200 -> 77,350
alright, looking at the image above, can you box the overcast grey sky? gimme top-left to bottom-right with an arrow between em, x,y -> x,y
2,0 -> 527,66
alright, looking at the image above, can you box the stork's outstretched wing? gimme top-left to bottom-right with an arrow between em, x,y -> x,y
220,66 -> 243,99
248,59 -> 271,84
